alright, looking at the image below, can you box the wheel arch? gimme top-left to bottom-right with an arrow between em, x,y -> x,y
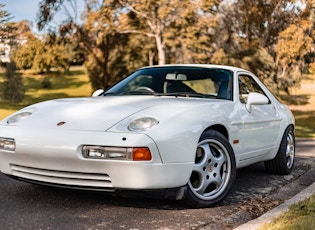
277,123 -> 295,148
281,123 -> 295,147
203,124 -> 229,141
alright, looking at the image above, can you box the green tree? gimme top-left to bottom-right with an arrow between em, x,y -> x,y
303,0 -> 315,79
38,0 -> 133,89
13,33 -> 75,73
36,0 -> 315,93
1,7 -> 31,65
212,0 -> 314,94
72,1 -> 132,89
2,62 -> 24,105
0,5 -> 26,105
12,34 -> 41,69
0,3 -> 12,25
275,20 -> 313,93
37,0 -> 221,89
117,0 -> 220,65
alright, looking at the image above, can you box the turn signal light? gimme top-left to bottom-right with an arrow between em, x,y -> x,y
132,147 -> 152,161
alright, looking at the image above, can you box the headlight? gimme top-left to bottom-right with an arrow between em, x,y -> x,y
128,117 -> 159,131
6,111 -> 32,124
82,146 -> 152,161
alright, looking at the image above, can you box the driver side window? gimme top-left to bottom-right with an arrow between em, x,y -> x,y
239,75 -> 266,104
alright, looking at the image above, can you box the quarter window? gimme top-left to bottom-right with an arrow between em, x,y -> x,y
239,75 -> 268,104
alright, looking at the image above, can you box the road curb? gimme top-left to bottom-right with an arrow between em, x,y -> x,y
233,182 -> 315,230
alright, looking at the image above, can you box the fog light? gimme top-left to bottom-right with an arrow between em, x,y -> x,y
0,137 -> 16,151
82,146 -> 152,161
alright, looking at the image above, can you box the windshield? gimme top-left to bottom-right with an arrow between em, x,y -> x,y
104,66 -> 233,100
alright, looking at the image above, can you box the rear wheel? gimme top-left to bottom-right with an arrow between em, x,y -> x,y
185,130 -> 236,208
265,126 -> 295,175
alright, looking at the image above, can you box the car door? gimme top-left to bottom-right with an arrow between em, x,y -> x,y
237,73 -> 281,160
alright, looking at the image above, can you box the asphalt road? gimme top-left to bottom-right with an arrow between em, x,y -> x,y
0,139 -> 314,230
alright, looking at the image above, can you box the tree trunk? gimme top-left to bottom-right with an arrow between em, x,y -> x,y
148,50 -> 155,66
155,35 -> 166,65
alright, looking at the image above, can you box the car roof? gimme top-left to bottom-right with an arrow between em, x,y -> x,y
139,64 -> 249,73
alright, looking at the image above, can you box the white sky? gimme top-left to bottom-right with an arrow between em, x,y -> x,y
2,0 -> 42,22
1,0 -> 85,33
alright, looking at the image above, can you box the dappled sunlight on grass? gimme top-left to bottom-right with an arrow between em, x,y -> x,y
279,82 -> 315,138
292,110 -> 315,138
278,94 -> 310,106
0,66 -> 91,119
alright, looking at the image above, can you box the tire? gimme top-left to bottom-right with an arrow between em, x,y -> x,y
184,130 -> 236,208
264,126 -> 295,175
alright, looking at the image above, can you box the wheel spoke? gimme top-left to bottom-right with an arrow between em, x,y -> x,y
198,143 -> 212,164
212,150 -> 226,169
195,177 -> 211,194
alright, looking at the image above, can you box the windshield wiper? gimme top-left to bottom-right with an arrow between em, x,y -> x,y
102,92 -> 119,96
121,90 -> 155,95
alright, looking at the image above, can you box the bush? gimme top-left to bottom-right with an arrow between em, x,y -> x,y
41,76 -> 52,89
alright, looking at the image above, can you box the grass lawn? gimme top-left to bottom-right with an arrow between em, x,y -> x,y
292,110 -> 315,138
0,66 -> 92,119
260,194 -> 315,230
279,81 -> 315,138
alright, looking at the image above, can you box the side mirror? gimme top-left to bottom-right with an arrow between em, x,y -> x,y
92,89 -> 104,97
246,92 -> 269,112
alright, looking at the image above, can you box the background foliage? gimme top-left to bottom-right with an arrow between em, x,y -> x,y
1,0 -> 315,93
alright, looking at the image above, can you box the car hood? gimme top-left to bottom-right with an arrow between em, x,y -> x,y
3,96 -> 225,131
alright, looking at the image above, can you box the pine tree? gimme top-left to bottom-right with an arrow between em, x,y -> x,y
2,62 -> 25,105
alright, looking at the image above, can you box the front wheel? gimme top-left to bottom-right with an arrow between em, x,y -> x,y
184,130 -> 236,208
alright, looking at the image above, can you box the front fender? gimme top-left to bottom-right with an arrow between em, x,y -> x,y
147,103 -> 237,164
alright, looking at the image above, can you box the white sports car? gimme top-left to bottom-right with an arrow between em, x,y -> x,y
0,65 -> 295,207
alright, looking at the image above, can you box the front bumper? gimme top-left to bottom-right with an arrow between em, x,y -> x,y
0,126 -> 193,190
6,174 -> 188,200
